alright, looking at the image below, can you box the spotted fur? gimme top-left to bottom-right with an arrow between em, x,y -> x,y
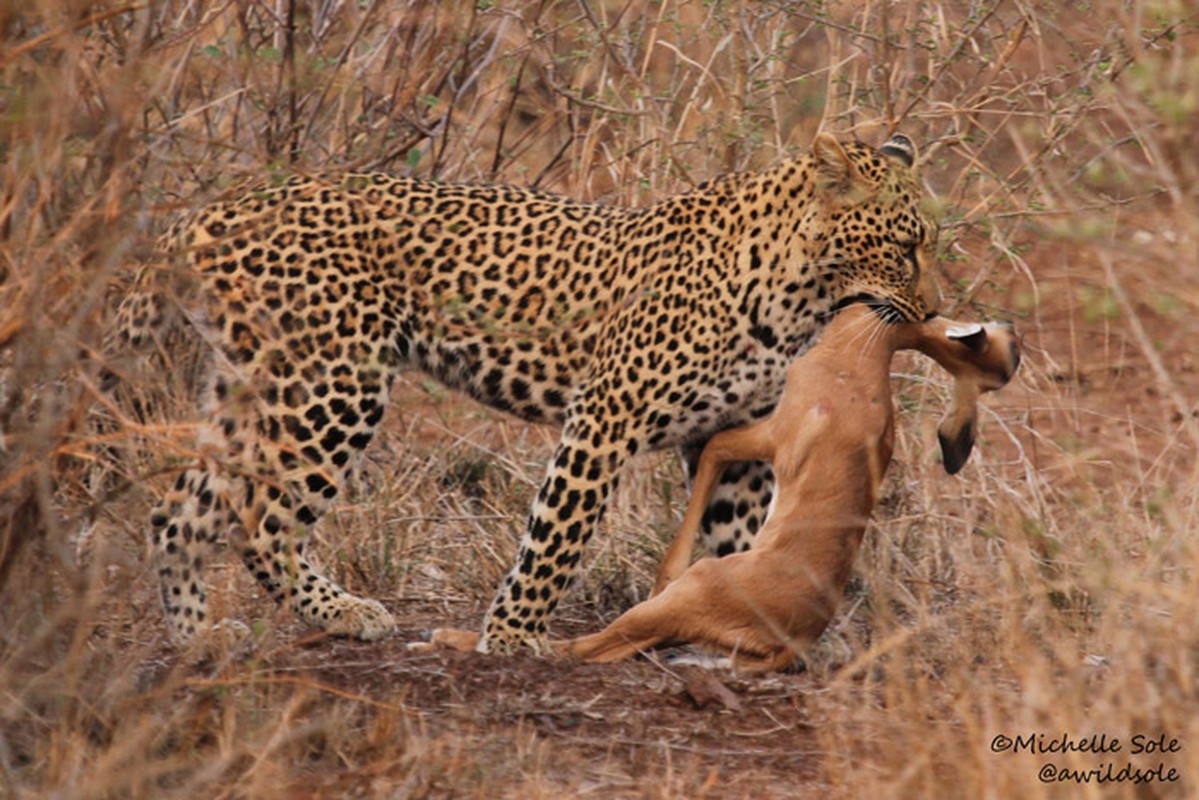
127,133 -> 941,652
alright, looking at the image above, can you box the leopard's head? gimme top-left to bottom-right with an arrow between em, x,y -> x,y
812,133 -> 942,323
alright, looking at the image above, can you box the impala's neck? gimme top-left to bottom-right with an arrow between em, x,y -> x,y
814,305 -> 902,383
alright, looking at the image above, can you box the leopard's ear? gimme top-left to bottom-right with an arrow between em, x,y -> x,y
879,134 -> 917,167
813,133 -> 868,203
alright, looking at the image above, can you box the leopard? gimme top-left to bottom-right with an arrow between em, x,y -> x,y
120,132 -> 942,654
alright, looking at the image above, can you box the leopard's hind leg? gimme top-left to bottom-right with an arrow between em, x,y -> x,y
149,467 -> 229,644
238,426 -> 395,640
151,363 -> 397,644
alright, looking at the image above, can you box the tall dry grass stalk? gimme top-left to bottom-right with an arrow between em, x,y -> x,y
1,1 -> 1196,796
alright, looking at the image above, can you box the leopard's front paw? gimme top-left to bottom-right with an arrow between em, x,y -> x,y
481,627 -> 550,656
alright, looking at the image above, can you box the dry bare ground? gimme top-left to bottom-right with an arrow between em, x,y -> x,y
1,1 -> 1197,797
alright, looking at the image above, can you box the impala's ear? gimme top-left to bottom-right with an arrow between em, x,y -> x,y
947,323 -> 988,353
879,133 -> 917,167
813,133 -> 868,203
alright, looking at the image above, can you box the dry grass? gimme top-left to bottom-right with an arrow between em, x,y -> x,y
2,0 -> 1197,797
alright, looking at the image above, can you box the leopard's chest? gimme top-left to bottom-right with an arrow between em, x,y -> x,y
655,330 -> 819,448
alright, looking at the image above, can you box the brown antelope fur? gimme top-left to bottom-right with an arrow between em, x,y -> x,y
562,303 -> 1021,671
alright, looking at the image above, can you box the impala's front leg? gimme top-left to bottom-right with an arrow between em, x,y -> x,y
654,423 -> 779,596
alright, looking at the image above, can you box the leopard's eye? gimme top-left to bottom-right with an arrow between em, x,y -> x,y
902,243 -> 920,287
889,239 -> 917,265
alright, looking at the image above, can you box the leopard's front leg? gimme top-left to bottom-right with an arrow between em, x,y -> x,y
478,384 -> 643,654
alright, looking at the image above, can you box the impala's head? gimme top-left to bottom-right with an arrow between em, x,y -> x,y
924,318 -> 1023,474
812,133 -> 942,324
